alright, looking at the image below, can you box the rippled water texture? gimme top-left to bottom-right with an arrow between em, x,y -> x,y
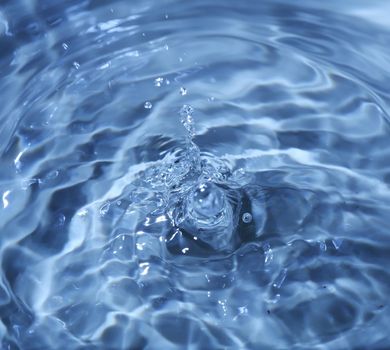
1,0 -> 390,349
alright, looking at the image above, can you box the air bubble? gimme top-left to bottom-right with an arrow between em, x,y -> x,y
144,101 -> 153,109
242,212 -> 252,223
180,87 -> 187,96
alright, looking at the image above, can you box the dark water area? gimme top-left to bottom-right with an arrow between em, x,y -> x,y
0,0 -> 390,349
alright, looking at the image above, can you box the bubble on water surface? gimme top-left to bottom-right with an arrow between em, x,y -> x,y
242,212 -> 252,223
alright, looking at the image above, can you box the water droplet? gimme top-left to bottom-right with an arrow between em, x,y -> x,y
164,44 -> 169,51
180,87 -> 187,96
144,101 -> 153,109
165,14 -> 169,19
62,43 -> 68,50
178,57 -> 183,62
73,61 -> 80,69
242,212 -> 252,223
154,77 -> 164,87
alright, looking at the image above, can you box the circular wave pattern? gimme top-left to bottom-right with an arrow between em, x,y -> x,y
1,0 -> 390,349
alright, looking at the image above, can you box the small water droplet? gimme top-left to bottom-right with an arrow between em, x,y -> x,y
180,87 -> 187,96
164,44 -> 169,51
165,14 -> 169,19
178,57 -> 183,62
154,77 -> 164,87
73,61 -> 80,69
242,212 -> 252,223
62,43 -> 68,50
144,101 -> 153,109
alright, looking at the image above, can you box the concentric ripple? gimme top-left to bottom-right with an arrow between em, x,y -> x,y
1,0 -> 390,349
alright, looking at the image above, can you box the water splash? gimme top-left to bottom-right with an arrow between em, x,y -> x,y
128,105 -> 264,253
188,182 -> 225,221
179,104 -> 195,138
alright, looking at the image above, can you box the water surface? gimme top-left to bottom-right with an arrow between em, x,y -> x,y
1,0 -> 390,349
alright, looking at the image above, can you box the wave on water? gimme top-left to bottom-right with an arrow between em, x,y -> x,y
0,0 -> 390,349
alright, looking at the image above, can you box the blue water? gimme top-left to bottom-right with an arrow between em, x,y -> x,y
1,0 -> 390,349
